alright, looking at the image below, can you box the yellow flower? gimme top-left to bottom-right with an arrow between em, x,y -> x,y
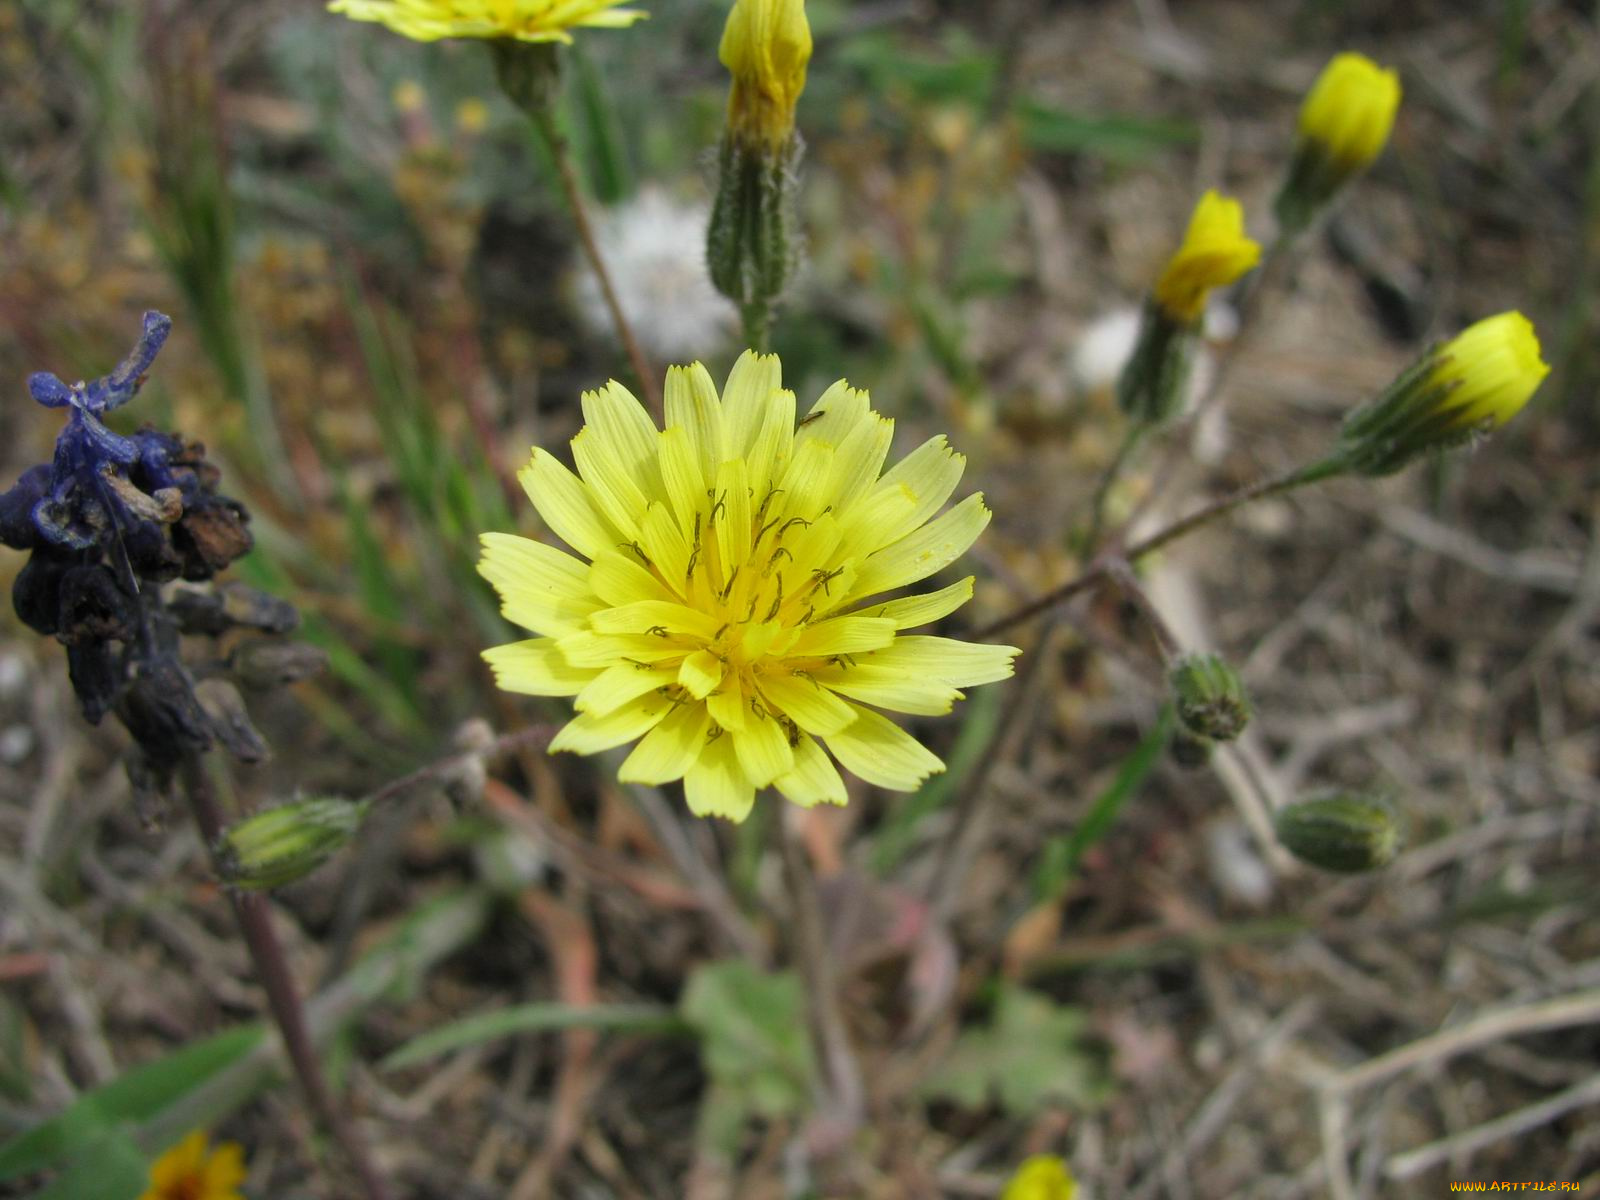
327,0 -> 647,44
480,353 -> 1018,821
1001,1154 -> 1077,1200
1334,311 -> 1549,476
720,0 -> 812,152
1428,311 -> 1549,430
1298,52 -> 1400,175
1152,190 -> 1261,324
140,1131 -> 247,1200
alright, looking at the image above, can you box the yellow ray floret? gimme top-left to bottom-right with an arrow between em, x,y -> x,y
1152,190 -> 1261,324
140,1131 -> 247,1200
481,353 -> 1019,821
327,0 -> 647,43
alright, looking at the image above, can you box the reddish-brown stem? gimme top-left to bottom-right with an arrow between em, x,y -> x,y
182,755 -> 394,1200
531,108 -> 661,421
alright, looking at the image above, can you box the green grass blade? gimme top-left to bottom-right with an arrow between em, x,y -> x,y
381,1003 -> 688,1071
1032,706 -> 1173,902
0,1026 -> 263,1180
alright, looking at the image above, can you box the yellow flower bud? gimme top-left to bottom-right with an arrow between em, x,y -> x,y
1001,1155 -> 1077,1200
719,0 -> 812,152
1275,52 -> 1400,231
1298,52 -> 1401,175
1152,190 -> 1261,325
1333,311 -> 1549,476
1429,311 -> 1550,431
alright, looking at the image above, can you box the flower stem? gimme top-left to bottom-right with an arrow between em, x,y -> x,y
976,458 -> 1340,642
529,107 -> 660,420
181,753 -> 395,1200
740,298 -> 773,353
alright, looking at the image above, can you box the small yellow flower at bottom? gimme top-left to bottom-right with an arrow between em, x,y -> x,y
1001,1154 -> 1077,1200
1153,190 -> 1261,325
479,352 -> 1020,823
327,0 -> 647,44
140,1131 -> 247,1200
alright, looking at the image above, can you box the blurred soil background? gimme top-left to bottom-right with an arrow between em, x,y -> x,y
1,0 -> 1598,1196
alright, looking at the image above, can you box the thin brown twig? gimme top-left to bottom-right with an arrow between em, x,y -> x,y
530,108 -> 660,420
775,808 -> 864,1153
182,754 -> 395,1200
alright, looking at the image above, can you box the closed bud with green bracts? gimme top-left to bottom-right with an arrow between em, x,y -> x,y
1116,302 -> 1194,426
1169,652 -> 1250,742
1329,311 -> 1549,477
1274,791 -> 1402,873
706,132 -> 803,325
217,796 -> 370,890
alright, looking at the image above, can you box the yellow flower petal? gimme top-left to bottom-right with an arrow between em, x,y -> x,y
733,711 -> 795,787
868,636 -> 1021,687
773,732 -> 848,807
847,492 -> 991,600
685,731 -> 756,820
483,638 -> 597,696
618,701 -> 712,784
679,649 -> 725,699
809,663 -> 963,716
519,448 -> 621,562
573,662 -> 678,716
663,361 -> 724,485
857,575 -> 975,629
550,691 -> 673,754
824,704 -> 945,791
755,671 -> 857,735
328,0 -> 648,44
1153,190 -> 1261,324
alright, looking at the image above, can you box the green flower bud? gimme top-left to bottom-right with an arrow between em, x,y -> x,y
1274,792 -> 1402,873
217,796 -> 370,890
1116,301 -> 1195,426
1169,652 -> 1250,742
706,131 -> 803,336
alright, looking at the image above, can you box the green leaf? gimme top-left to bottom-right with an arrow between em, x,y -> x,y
920,985 -> 1109,1115
1033,707 -> 1173,901
29,1128 -> 147,1200
0,1026 -> 262,1181
1014,98 -> 1197,164
681,962 -> 812,1123
382,1004 -> 687,1071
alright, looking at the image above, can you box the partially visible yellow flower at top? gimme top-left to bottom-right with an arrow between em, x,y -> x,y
1001,1155 -> 1076,1200
1152,190 -> 1261,324
479,352 -> 1018,822
139,1131 -> 246,1200
1298,52 -> 1401,174
328,0 -> 647,44
720,0 -> 812,152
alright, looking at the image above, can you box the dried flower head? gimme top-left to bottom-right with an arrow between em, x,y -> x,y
480,352 -> 1018,821
327,0 -> 646,43
139,1131 -> 246,1200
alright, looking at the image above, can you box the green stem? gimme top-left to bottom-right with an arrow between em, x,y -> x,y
976,457 -> 1342,641
740,298 -> 773,353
